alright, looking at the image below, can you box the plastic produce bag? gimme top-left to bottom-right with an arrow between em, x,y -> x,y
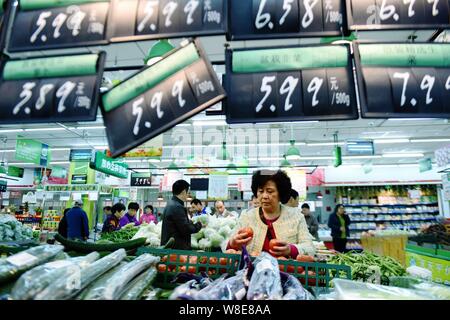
11,252 -> 100,300
332,279 -> 436,300
194,270 -> 248,300
246,252 -> 283,300
120,267 -> 158,300
280,272 -> 314,300
36,249 -> 127,300
0,245 -> 64,284
84,253 -> 160,300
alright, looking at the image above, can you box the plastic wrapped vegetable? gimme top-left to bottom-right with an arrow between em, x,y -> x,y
0,245 -> 64,284
84,253 -> 160,300
194,270 -> 248,300
10,252 -> 100,300
280,272 -> 314,300
120,267 -> 157,300
35,249 -> 127,300
246,252 -> 283,300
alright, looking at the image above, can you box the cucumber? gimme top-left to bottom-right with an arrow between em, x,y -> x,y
54,234 -> 146,253
161,237 -> 175,249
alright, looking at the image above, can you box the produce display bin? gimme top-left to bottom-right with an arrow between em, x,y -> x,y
361,235 -> 408,266
405,244 -> 450,285
137,247 -> 352,290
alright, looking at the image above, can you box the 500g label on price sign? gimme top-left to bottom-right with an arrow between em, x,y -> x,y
228,0 -> 346,40
225,44 -> 358,124
101,39 -> 225,158
355,43 -> 450,119
346,0 -> 450,30
0,53 -> 106,124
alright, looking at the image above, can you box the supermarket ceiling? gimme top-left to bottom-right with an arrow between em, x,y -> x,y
1,30 -> 450,170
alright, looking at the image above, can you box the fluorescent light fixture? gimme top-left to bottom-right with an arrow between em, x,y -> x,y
76,126 -> 106,130
411,138 -> 450,143
0,149 -> 15,153
123,159 -> 143,163
50,161 -> 70,165
307,142 -> 345,146
374,139 -> 410,144
0,129 -> 25,133
382,153 -> 424,158
7,162 -> 33,166
94,146 -> 108,150
146,159 -> 161,163
165,142 -> 304,149
176,123 -> 192,127
51,148 -> 71,151
24,128 -> 69,132
192,120 -> 227,126
387,118 -> 437,121
343,155 -> 383,159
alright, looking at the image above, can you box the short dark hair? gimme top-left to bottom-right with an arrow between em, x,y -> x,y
144,205 -> 154,212
251,170 -> 292,204
191,199 -> 202,206
172,180 -> 190,196
112,203 -> 126,214
333,204 -> 345,215
103,206 -> 112,212
128,202 -> 139,210
290,189 -> 299,200
301,203 -> 310,209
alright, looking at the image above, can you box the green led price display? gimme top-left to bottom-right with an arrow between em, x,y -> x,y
101,39 -> 225,158
0,53 -> 106,124
355,43 -> 450,119
225,43 -> 358,124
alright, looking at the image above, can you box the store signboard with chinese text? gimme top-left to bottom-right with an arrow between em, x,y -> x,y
7,166 -> 24,178
354,43 -> 450,119
90,151 -> 129,179
70,149 -> 94,162
0,53 -> 106,124
101,39 -> 225,157
15,139 -> 51,167
131,173 -> 153,187
228,0 -> 345,40
208,172 -> 228,200
225,44 -> 358,124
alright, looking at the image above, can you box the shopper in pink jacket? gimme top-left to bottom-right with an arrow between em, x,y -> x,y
140,205 -> 158,224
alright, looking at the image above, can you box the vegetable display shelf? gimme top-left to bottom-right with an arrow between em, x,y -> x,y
405,244 -> 450,285
136,248 -> 352,290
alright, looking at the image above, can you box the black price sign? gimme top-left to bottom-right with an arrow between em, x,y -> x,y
225,44 -> 358,124
0,52 -> 106,124
228,0 -> 346,40
109,0 -> 226,42
8,0 -> 111,52
131,173 -> 153,186
354,43 -> 450,119
101,39 -> 226,158
346,0 -> 450,30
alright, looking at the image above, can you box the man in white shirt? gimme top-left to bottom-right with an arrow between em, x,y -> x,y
214,200 -> 238,218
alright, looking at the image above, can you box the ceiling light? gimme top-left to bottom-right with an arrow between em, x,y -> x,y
307,142 -> 345,146
226,162 -> 239,173
50,161 -> 70,165
316,191 -> 323,199
51,148 -> 71,151
217,141 -> 230,161
192,120 -> 227,126
94,146 -> 109,150
123,159 -> 143,163
374,139 -> 410,144
0,150 -> 15,153
387,118 -> 437,121
168,160 -> 179,171
146,159 -> 161,163
411,138 -> 450,143
280,155 -> 291,168
343,155 -> 383,159
0,129 -> 24,133
286,140 -> 301,160
76,126 -> 106,130
24,128 -> 70,132
382,153 -> 424,158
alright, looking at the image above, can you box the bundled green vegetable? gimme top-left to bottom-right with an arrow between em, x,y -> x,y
10,252 -> 100,300
328,251 -> 406,285
83,253 -> 160,300
0,245 -> 64,284
100,223 -> 139,243
0,214 -> 34,241
120,267 -> 157,300
35,249 -> 127,300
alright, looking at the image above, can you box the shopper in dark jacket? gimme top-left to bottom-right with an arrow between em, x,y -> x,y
102,203 -> 126,233
57,208 -> 70,238
161,180 -> 202,250
66,201 -> 90,241
328,204 -> 351,253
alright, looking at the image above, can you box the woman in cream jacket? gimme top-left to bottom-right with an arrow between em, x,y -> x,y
225,170 -> 315,257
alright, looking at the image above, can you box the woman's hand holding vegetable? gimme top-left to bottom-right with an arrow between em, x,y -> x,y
269,239 -> 291,257
229,227 -> 253,250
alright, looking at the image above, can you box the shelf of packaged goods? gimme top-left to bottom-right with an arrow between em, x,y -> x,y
349,218 -> 438,223
346,211 -> 439,215
343,203 -> 438,207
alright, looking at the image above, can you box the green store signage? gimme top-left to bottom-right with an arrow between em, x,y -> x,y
15,138 -> 51,166
7,166 -> 24,178
90,151 -> 128,179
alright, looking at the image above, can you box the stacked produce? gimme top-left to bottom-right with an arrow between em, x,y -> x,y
98,223 -> 139,243
410,223 -> 450,246
328,251 -> 406,285
0,214 -> 34,242
131,222 -> 162,247
2,247 -> 160,300
191,215 -> 237,250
